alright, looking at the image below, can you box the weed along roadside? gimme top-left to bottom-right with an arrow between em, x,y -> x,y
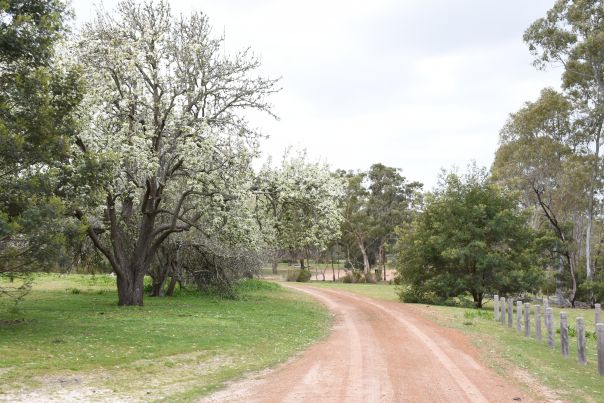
0,275 -> 330,401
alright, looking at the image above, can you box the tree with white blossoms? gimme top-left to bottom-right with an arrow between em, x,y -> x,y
255,151 -> 345,274
75,0 -> 277,305
148,185 -> 266,297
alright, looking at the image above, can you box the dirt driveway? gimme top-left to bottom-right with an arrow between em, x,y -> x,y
202,284 -> 537,403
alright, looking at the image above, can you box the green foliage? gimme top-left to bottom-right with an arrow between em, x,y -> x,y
338,164 -> 422,273
492,87 -> 591,304
395,166 -> 544,307
235,279 -> 280,293
577,279 -> 604,303
0,0 -> 91,300
519,0 -> 604,304
340,270 -> 377,284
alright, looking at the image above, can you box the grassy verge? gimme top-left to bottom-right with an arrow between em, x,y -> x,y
304,281 -> 399,301
303,281 -> 603,403
0,274 -> 330,401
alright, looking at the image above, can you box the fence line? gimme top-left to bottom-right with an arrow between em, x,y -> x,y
493,295 -> 603,376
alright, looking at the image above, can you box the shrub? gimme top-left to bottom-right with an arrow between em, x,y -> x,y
143,276 -> 153,293
286,269 -> 312,282
298,269 -> 311,282
364,272 -> 377,284
577,280 -> 604,304
340,271 -> 378,284
236,279 -> 280,292
397,285 -> 442,304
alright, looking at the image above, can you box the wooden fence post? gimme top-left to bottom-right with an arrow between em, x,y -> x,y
500,297 -> 506,325
576,317 -> 586,365
596,303 -> 602,326
543,296 -> 549,311
494,295 -> 499,321
507,299 -> 513,327
598,323 -> 604,376
560,312 -> 569,358
535,305 -> 542,342
516,301 -> 522,334
524,303 -> 531,337
546,307 -> 554,348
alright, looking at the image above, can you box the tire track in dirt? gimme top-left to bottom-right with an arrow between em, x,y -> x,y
201,285 -> 538,403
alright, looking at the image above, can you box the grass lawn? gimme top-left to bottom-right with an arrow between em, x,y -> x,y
0,274 -> 330,401
303,281 -> 603,403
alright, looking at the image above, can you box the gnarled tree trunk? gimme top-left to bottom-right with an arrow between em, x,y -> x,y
116,265 -> 146,306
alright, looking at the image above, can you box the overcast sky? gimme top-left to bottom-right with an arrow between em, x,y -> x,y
71,0 -> 561,189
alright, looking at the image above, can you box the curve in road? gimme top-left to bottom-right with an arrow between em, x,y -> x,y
202,284 -> 535,403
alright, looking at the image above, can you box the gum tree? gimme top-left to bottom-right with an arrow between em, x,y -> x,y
493,89 -> 590,305
76,0 -> 277,305
525,0 -> 604,281
340,171 -> 372,274
366,164 -> 422,280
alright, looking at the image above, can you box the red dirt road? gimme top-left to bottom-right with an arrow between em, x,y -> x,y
202,285 -> 537,403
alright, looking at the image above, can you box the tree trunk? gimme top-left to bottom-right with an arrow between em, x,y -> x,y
272,250 -> 279,275
116,269 -> 145,306
356,234 -> 370,274
299,258 -> 305,270
378,243 -> 387,282
331,251 -> 336,282
80,178 -> 187,306
382,250 -> 387,282
165,244 -> 183,297
569,256 -> 577,307
165,276 -> 178,296
586,125 -> 600,282
150,244 -> 176,297
556,256 -> 565,306
150,278 -> 166,297
471,291 -> 483,308
587,67 -> 604,281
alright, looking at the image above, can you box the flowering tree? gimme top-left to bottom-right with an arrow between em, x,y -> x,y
75,0 -> 277,305
255,151 -> 345,273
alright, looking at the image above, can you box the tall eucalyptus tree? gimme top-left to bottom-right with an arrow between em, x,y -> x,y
525,0 -> 604,281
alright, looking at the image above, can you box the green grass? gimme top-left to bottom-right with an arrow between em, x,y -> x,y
306,281 -> 399,301
303,281 -> 603,403
0,274 -> 330,401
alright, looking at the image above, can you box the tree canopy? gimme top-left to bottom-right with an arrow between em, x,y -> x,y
396,167 -> 543,308
0,0 -> 84,300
